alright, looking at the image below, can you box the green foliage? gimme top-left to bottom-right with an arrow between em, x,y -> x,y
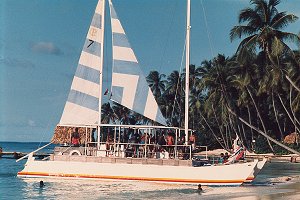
101,0 -> 300,154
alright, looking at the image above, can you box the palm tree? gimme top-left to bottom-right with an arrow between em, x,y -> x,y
112,103 -> 132,125
230,0 -> 300,64
165,70 -> 183,126
101,102 -> 116,124
146,71 -> 166,99
199,55 -> 238,149
230,0 -> 300,152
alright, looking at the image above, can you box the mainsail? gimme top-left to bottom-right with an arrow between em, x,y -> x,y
109,1 -> 166,125
59,0 -> 104,125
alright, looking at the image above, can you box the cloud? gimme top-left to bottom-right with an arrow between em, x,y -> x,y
28,119 -> 36,127
32,42 -> 62,55
0,57 -> 35,68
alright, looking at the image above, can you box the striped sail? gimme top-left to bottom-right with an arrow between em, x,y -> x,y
109,1 -> 166,125
59,0 -> 104,125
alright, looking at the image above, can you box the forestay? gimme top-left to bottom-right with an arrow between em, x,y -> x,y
109,1 -> 166,125
60,0 -> 104,125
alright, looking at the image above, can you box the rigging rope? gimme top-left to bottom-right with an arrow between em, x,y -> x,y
170,37 -> 185,123
200,0 -> 215,58
157,1 -> 178,74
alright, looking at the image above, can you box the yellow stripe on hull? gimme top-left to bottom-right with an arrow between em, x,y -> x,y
18,171 -> 245,185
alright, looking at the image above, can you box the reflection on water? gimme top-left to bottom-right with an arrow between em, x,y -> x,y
0,155 -> 299,200
19,173 -> 300,200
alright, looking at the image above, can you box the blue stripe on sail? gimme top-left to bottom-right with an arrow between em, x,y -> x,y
83,39 -> 101,57
113,60 -> 141,75
67,89 -> 99,111
110,6 -> 118,19
113,33 -> 131,48
132,77 -> 148,117
91,13 -> 102,29
75,64 -> 100,84
111,86 -> 123,104
156,110 -> 167,125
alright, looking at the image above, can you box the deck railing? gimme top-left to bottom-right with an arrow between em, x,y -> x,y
55,142 -> 208,161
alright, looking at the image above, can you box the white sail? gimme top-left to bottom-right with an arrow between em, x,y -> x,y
109,1 -> 166,125
59,0 -> 104,125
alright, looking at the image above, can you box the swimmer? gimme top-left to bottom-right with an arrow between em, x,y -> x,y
39,180 -> 45,188
198,184 -> 203,192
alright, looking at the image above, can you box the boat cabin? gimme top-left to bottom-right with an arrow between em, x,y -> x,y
50,124 -> 208,167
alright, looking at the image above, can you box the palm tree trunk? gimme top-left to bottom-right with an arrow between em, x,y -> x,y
241,123 -> 248,148
246,86 -> 274,152
200,113 -> 226,150
272,91 -> 284,140
225,124 -> 229,149
212,105 -> 227,149
286,75 -> 300,93
236,122 -> 246,147
277,94 -> 300,131
289,85 -> 300,127
228,113 -> 244,148
289,87 -> 300,146
227,107 -> 300,156
247,105 -> 254,148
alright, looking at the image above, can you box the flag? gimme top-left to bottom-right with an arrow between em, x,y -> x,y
104,89 -> 109,95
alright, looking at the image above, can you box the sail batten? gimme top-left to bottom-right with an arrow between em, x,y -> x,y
83,40 -> 102,56
109,1 -> 166,125
74,65 -> 100,84
60,0 -> 104,125
112,60 -> 140,75
112,33 -> 131,48
71,77 -> 100,98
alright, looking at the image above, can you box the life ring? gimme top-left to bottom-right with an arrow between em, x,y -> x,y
69,150 -> 81,156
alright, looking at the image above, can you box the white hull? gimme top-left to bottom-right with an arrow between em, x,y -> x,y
18,155 -> 258,186
245,158 -> 267,183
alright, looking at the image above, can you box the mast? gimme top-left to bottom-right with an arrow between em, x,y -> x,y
185,0 -> 191,144
98,0 -> 106,148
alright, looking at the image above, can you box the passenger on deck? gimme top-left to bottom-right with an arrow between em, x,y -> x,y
166,133 -> 174,158
106,134 -> 113,156
149,134 -> 155,157
188,133 -> 196,150
218,153 -> 224,164
157,134 -> 166,149
71,128 -> 80,147
223,152 -> 229,163
140,132 -> 146,144
177,136 -> 185,156
90,128 -> 96,147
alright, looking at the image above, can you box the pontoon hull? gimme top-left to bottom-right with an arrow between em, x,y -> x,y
18,156 -> 258,186
245,158 -> 267,183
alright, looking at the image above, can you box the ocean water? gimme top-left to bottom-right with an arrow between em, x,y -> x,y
0,142 -> 299,200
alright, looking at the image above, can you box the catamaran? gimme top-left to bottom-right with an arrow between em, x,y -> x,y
17,0 -> 261,186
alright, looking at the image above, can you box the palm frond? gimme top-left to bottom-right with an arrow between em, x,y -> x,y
235,34 -> 258,58
274,30 -> 300,44
271,13 -> 298,30
230,25 -> 257,41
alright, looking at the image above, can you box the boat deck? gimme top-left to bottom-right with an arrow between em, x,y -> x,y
51,154 -> 193,166
51,146 -> 196,166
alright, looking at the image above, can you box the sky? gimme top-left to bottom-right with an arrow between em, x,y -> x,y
1,0 -> 300,142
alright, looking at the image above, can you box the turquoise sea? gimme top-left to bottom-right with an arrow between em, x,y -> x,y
0,142 -> 299,200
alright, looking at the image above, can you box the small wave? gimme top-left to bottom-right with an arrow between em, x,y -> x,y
268,175 -> 300,184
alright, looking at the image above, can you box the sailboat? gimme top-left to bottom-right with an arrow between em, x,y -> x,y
17,0 -> 260,186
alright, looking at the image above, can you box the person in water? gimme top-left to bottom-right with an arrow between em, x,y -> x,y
39,180 -> 45,188
198,184 -> 203,192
